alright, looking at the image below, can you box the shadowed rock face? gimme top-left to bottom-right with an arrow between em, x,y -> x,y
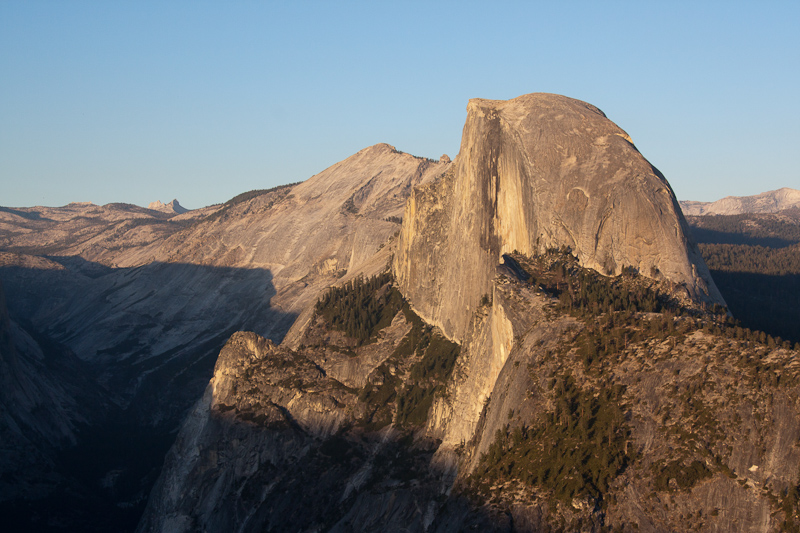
395,93 -> 724,341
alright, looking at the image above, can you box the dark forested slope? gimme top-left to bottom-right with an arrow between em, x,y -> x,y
687,208 -> 800,343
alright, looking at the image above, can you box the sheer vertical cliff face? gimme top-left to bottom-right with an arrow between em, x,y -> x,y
395,93 -> 723,342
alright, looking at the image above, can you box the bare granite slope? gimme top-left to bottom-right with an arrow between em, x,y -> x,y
0,144 -> 448,529
0,280 -> 107,505
0,143 -> 448,404
153,143 -> 448,318
395,93 -> 723,342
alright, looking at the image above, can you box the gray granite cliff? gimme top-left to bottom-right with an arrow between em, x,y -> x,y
394,93 -> 723,342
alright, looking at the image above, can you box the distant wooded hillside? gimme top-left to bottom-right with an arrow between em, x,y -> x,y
688,209 -> 800,343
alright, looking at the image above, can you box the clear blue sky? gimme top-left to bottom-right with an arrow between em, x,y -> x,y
1,1 -> 798,209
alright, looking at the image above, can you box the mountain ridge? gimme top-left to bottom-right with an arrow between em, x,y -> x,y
681,187 -> 800,216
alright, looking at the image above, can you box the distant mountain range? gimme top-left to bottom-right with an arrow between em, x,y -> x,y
680,187 -> 800,216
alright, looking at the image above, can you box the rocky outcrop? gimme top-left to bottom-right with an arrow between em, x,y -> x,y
446,260 -> 800,532
681,187 -> 800,216
137,305 -> 461,532
426,266 -> 578,457
395,93 -> 723,342
147,199 -> 189,214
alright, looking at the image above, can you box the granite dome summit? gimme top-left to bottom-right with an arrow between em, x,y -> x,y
395,93 -> 724,341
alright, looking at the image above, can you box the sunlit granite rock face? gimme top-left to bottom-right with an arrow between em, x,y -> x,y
394,93 -> 723,342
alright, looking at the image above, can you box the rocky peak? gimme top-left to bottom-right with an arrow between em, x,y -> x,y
147,199 -> 188,214
395,92 -> 724,341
